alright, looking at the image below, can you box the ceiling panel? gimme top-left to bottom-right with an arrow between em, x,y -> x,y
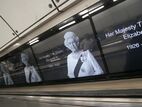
0,0 -> 56,35
0,17 -> 17,49
54,0 -> 80,11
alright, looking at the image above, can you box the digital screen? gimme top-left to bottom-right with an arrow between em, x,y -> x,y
96,18 -> 142,73
92,0 -> 142,73
0,48 -> 42,86
0,52 -> 24,85
32,19 -> 106,81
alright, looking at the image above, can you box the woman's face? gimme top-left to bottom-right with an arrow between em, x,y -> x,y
66,38 -> 79,52
6,61 -> 14,71
21,53 -> 29,65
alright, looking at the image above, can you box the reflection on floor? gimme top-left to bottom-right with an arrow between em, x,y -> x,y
0,95 -> 142,107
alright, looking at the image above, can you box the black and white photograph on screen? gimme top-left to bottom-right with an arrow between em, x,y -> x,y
21,53 -> 42,83
32,19 -> 106,81
0,62 -> 14,85
64,31 -> 104,78
2,53 -> 26,85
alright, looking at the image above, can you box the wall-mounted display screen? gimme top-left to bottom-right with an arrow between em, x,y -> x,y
32,19 -> 106,81
92,0 -> 142,73
0,48 -> 42,85
0,52 -> 23,85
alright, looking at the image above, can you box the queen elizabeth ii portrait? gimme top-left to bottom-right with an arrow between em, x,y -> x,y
64,31 -> 104,78
21,53 -> 42,83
